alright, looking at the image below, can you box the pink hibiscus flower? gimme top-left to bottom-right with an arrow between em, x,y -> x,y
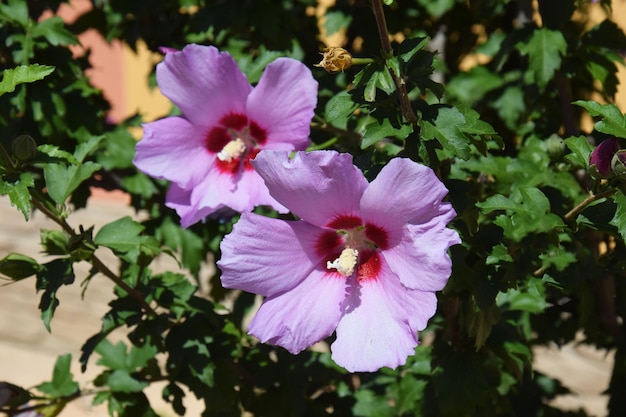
218,150 -> 460,372
133,44 -> 318,227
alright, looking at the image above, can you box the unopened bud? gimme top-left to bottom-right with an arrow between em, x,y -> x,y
546,135 -> 565,159
314,47 -> 353,73
589,138 -> 618,179
11,135 -> 37,162
611,150 -> 626,181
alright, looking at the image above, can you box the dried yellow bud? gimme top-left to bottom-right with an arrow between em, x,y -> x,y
314,47 -> 353,73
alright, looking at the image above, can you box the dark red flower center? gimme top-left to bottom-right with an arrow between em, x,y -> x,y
205,113 -> 267,174
316,215 -> 389,281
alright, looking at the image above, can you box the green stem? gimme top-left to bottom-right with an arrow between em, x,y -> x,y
563,188 -> 617,222
29,193 -> 159,317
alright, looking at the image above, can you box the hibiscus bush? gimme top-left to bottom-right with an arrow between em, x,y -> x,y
2,0 -> 626,416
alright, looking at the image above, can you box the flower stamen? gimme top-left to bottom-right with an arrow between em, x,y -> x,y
217,137 -> 246,162
327,247 -> 359,276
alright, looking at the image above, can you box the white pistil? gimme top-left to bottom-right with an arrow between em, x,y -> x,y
327,247 -> 359,276
217,137 -> 246,162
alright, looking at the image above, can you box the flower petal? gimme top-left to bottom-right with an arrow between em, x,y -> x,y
187,166 -> 288,218
219,213 -> 325,297
382,218 -> 460,291
360,158 -> 454,230
252,150 -> 368,227
157,44 -> 252,127
134,117 -> 212,188
165,184 -> 217,228
247,58 -> 317,150
331,260 -> 437,372
247,269 -> 346,354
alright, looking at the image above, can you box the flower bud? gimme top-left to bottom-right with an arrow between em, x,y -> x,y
545,135 -> 565,159
611,149 -> 626,181
11,134 -> 37,162
589,137 -> 618,179
314,47 -> 353,73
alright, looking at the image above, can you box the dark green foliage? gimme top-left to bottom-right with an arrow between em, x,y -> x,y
2,0 -> 626,417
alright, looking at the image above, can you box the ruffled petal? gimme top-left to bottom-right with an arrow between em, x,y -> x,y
187,166 -> 288,217
219,213 -> 324,297
382,219 -> 460,291
331,260 -> 437,372
134,117 -> 212,188
247,269 -> 346,354
360,158 -> 454,230
246,58 -> 317,150
252,150 -> 368,227
157,44 -> 252,127
165,184 -> 217,228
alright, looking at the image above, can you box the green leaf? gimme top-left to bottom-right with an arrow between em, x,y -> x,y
517,28 -> 567,89
564,135 -> 594,167
497,277 -> 547,313
0,172 -> 34,220
32,16 -> 78,46
0,253 -> 41,280
353,389 -> 393,417
324,10 -> 352,36
43,162 -> 101,205
0,65 -> 55,96
36,258 -> 75,332
0,0 -> 28,26
420,106 -> 471,159
573,100 -> 626,138
610,190 -> 626,241
105,370 -> 149,393
74,136 -> 105,163
96,339 -> 157,372
40,229 -> 69,256
37,354 -> 79,397
94,216 -> 145,253
325,90 -> 358,125
361,118 -> 413,149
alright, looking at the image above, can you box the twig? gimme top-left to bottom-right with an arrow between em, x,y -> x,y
370,0 -> 417,124
30,194 -> 159,317
563,188 -> 617,222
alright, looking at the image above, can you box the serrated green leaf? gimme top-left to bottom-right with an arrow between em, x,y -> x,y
36,258 -> 75,332
96,339 -> 157,372
564,135 -> 594,167
517,28 -> 567,89
0,0 -> 28,26
0,172 -> 34,220
0,65 -> 55,96
361,118 -> 413,149
106,370 -> 149,393
74,135 -> 105,163
37,354 -> 79,397
40,229 -> 69,256
420,107 -> 471,159
0,253 -> 41,280
610,190 -> 626,241
573,100 -> 626,138
325,90 -> 358,124
32,16 -> 78,46
44,162 -> 101,204
37,144 -> 79,164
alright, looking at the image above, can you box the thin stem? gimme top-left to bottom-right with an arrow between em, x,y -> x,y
563,188 -> 617,222
370,0 -> 417,124
30,193 -> 159,317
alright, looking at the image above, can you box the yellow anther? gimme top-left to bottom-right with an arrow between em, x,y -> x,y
217,138 -> 246,162
327,248 -> 359,276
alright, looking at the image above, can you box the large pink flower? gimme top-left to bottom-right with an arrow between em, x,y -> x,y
133,44 -> 318,227
218,150 -> 460,372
